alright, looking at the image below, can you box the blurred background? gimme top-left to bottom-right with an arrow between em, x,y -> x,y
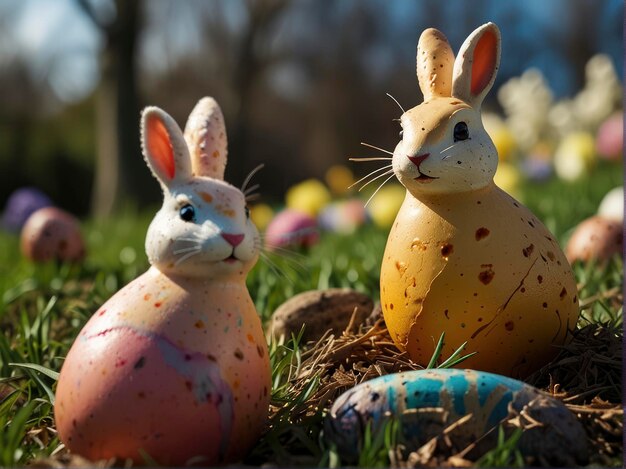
0,0 -> 622,219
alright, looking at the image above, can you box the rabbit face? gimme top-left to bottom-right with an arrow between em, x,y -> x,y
393,97 -> 498,195
146,179 -> 259,279
393,23 -> 501,197
141,98 -> 261,279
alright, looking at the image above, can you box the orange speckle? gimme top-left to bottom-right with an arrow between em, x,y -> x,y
233,379 -> 240,389
247,333 -> 255,343
223,209 -> 235,218
212,150 -> 220,158
478,265 -> 495,285
199,191 -> 213,203
154,302 -> 162,308
194,320 -> 205,329
144,293 -> 151,301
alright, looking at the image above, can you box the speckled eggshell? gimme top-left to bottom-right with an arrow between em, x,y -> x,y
20,207 -> 85,262
565,215 -> 623,263
382,188 -> 578,377
324,369 -> 587,465
264,209 -> 319,249
54,267 -> 270,465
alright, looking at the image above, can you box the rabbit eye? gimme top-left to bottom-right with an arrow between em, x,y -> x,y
179,204 -> 196,223
245,206 -> 250,219
453,122 -> 469,142
399,129 -> 404,138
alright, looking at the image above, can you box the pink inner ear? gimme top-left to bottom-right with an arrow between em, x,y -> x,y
147,115 -> 175,180
471,29 -> 497,96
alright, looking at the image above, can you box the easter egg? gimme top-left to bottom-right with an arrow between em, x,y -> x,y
382,189 -> 579,378
493,162 -> 523,199
319,199 -> 367,234
269,289 -> 373,342
2,187 -> 53,232
565,215 -> 623,263
286,179 -> 331,216
597,186 -> 623,221
489,125 -> 517,162
324,369 -> 588,466
249,203 -> 274,231
265,209 -> 318,249
20,207 -> 85,262
325,165 -> 355,196
367,184 -> 405,229
595,113 -> 623,161
55,269 -> 270,466
553,132 -> 596,181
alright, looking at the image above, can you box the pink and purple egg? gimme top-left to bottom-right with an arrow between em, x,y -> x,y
264,209 -> 319,249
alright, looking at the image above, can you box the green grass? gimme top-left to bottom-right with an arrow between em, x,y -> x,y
0,161 -> 622,466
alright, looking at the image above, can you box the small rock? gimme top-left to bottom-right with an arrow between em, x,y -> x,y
269,289 -> 373,342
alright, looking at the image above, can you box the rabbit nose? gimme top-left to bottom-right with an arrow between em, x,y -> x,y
408,153 -> 430,167
221,232 -> 244,247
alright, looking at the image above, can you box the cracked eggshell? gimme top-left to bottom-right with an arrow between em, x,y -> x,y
54,268 -> 271,465
381,187 -> 579,378
565,215 -> 623,263
20,207 -> 85,262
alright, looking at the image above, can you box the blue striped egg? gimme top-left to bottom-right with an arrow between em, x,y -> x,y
324,368 -> 584,463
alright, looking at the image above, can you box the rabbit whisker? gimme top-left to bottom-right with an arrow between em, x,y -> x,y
348,157 -> 393,162
358,168 -> 394,192
177,237 -> 203,243
360,141 -> 394,155
173,246 -> 202,255
245,193 -> 261,202
364,173 -> 396,208
386,92 -> 406,114
348,164 -> 393,190
241,164 -> 265,194
244,184 -> 260,196
262,249 -> 308,273
259,252 -> 295,285
175,249 -> 202,266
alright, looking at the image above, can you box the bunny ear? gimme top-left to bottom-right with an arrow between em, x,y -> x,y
452,23 -> 501,108
141,107 -> 191,188
183,97 -> 228,180
416,28 -> 455,100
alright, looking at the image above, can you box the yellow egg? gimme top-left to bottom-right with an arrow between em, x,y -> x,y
554,132 -> 596,181
489,126 -> 517,162
367,184 -> 405,228
286,179 -> 331,217
493,162 -> 523,200
325,165 -> 355,196
249,203 -> 274,231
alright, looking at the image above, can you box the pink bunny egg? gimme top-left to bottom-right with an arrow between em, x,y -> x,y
55,98 -> 270,466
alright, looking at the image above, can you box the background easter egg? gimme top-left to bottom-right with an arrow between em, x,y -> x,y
597,186 -> 623,221
319,199 -> 367,234
20,207 -> 85,262
324,369 -> 588,466
286,179 -> 331,216
565,215 -> 623,263
265,209 -> 319,249
366,184 -> 405,229
595,112 -> 623,161
2,187 -> 53,233
553,131 -> 596,181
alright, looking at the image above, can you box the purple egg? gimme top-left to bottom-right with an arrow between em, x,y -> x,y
2,187 -> 53,232
265,209 -> 319,249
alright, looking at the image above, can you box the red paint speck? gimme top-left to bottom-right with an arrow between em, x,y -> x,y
154,302 -> 162,308
98,309 -> 107,316
115,359 -> 128,368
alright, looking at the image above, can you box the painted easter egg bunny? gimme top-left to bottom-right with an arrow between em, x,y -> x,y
380,23 -> 578,378
55,98 -> 271,465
